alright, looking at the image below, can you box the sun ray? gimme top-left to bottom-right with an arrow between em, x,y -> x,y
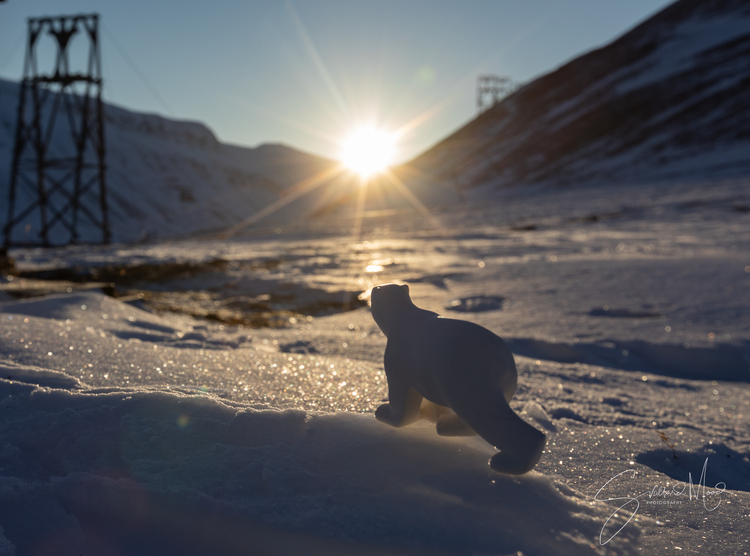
394,163 -> 447,187
396,161 -> 460,186
351,176 -> 369,240
381,169 -> 446,233
391,95 -> 455,141
216,165 -> 345,239
286,3 -> 351,122
392,163 -> 468,204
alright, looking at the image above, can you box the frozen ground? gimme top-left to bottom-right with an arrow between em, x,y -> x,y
1,178 -> 749,555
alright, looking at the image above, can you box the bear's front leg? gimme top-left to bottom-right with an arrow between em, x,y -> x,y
376,375 -> 423,428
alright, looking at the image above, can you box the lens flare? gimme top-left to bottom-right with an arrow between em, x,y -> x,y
340,127 -> 395,179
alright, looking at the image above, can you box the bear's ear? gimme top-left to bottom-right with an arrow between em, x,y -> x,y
400,284 -> 410,294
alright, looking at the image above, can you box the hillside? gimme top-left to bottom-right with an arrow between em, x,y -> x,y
406,0 -> 750,194
0,78 -> 338,244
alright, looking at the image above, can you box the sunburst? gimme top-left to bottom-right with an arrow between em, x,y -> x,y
340,127 -> 396,180
217,9 -> 462,240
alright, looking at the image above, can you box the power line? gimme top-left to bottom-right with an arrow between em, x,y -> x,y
101,22 -> 173,115
0,27 -> 25,75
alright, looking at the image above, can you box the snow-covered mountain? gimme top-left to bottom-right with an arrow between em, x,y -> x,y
0,78 -> 339,244
407,0 -> 750,194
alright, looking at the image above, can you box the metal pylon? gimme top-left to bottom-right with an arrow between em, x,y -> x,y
4,13 -> 109,247
477,74 -> 514,114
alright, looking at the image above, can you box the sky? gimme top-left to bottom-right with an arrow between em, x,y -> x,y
0,0 -> 674,163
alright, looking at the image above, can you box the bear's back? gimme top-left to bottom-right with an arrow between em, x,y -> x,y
388,314 -> 517,405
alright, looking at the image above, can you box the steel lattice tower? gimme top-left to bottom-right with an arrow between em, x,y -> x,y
4,13 -> 109,247
476,75 -> 514,114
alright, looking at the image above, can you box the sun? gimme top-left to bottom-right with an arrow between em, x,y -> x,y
340,127 -> 396,179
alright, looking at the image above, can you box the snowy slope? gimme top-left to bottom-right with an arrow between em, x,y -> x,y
0,355 -> 638,556
407,0 -> 750,194
0,78 -> 339,244
1,176 -> 749,555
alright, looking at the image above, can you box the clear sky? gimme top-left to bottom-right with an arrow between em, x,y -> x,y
0,1 -> 673,163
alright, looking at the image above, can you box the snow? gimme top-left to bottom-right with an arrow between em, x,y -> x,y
1,175 -> 749,554
0,379 -> 632,556
615,14 -> 750,94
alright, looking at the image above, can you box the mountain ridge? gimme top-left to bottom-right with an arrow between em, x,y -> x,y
405,0 -> 750,196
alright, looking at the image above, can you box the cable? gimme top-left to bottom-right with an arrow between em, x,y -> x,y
0,28 -> 25,76
101,22 -> 173,115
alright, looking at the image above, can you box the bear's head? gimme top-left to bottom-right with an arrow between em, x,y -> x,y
370,283 -> 412,337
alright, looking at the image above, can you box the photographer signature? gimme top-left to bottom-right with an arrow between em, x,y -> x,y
594,457 -> 726,545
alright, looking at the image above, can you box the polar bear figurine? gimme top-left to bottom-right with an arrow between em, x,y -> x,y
370,283 -> 546,475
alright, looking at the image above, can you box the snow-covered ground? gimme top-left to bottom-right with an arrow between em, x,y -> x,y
1,177 -> 749,555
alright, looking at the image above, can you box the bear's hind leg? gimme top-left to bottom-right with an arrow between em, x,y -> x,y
418,399 -> 445,423
488,431 -> 545,475
418,400 -> 477,436
453,395 -> 546,475
435,413 -> 477,437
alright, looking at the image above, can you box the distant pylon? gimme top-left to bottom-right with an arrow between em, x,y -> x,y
476,74 -> 514,114
4,13 -> 109,247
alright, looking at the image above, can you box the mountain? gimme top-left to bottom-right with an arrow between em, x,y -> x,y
406,0 -> 750,195
0,78 -> 338,244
